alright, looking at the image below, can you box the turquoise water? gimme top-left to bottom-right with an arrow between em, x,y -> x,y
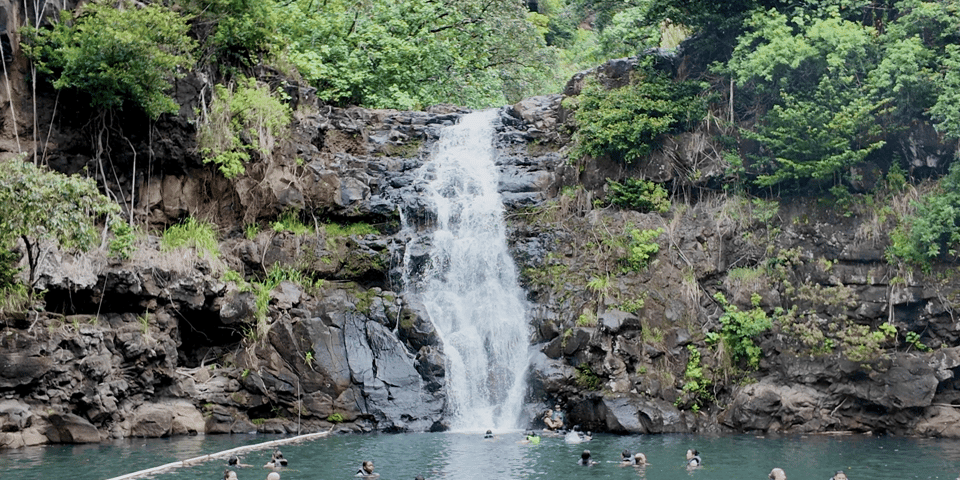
5,431 -> 960,480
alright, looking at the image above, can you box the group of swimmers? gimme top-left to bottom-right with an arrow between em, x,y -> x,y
574,447 -> 692,468
221,451 -> 429,480
218,440 -> 850,479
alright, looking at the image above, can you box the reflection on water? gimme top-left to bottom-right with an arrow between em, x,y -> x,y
6,432 -> 960,480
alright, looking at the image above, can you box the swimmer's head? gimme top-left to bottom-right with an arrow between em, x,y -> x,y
228,455 -> 239,466
621,449 -> 631,459
769,467 -> 786,480
581,450 -> 591,460
634,453 -> 648,465
267,472 -> 281,480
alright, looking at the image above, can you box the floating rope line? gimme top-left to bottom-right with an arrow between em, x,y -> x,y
105,428 -> 334,480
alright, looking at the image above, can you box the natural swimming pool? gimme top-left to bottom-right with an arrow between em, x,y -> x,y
5,430 -> 960,480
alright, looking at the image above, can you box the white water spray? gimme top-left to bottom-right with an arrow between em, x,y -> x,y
404,110 -> 530,432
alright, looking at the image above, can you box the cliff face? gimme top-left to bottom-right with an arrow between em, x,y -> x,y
2,1 -> 960,448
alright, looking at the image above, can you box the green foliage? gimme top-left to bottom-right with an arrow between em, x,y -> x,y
0,158 -> 120,285
586,275 -> 611,297
324,222 -> 378,238
137,312 -> 150,335
22,0 -> 195,119
108,217 -> 136,260
198,76 -> 291,178
713,292 -> 773,370
271,210 -> 311,235
187,0 -> 279,66
905,331 -> 931,352
838,322 -> 895,362
622,227 -> 663,272
597,4 -> 661,58
576,311 -> 597,327
161,217 -> 220,259
575,363 -> 602,390
618,297 -> 645,313
679,344 -> 712,411
278,0 -> 549,108
0,282 -> 32,315
607,178 -> 670,213
244,223 -> 260,240
326,412 -> 345,423
887,163 -> 960,270
571,66 -> 708,163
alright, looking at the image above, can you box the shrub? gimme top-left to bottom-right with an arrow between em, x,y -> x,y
887,162 -> 960,270
713,292 -> 773,370
621,227 -> 663,272
571,63 -> 707,163
22,0 -> 195,119
575,363 -> 602,390
607,178 -> 670,213
197,76 -> 291,178
679,344 -> 712,411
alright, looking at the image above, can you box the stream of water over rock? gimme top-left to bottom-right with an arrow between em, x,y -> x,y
402,109 -> 530,432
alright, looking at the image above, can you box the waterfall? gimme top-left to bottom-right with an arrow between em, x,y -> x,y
403,109 -> 530,432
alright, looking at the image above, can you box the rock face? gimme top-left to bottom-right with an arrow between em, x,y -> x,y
1,11 -> 960,445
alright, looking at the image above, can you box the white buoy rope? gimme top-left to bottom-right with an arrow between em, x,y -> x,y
105,428 -> 334,480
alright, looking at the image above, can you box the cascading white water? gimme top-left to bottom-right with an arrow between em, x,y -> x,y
404,109 -> 530,432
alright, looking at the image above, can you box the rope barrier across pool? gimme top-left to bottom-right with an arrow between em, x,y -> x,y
105,428 -> 334,480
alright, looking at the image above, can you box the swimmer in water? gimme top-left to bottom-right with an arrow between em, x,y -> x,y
483,429 -> 494,439
223,469 -> 238,480
356,460 -> 380,477
769,467 -> 786,480
228,455 -> 252,468
620,449 -> 634,465
633,453 -> 649,466
272,449 -> 288,467
266,473 -> 280,480
686,449 -> 702,467
577,449 -> 597,466
830,471 -> 848,480
522,431 -> 541,444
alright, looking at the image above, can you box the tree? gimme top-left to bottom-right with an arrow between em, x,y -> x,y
279,0 -> 550,108
0,158 -> 121,286
723,7 -> 885,188
22,0 -> 196,119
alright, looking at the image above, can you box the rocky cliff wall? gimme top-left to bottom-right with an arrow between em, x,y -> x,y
1,1 -> 960,446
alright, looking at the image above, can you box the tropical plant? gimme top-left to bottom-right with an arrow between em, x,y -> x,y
713,292 -> 772,370
679,344 -> 711,411
571,64 -> 707,163
887,162 -> 960,270
0,158 -> 122,285
22,0 -> 196,119
607,177 -> 670,213
621,227 -> 663,272
197,76 -> 291,178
